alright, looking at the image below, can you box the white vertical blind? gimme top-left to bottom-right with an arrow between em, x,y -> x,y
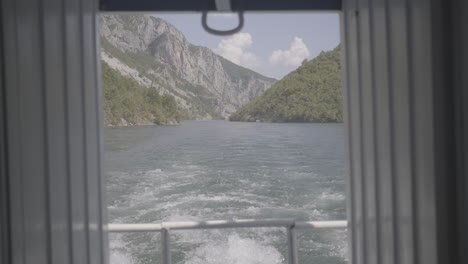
0,0 -> 108,263
0,7 -> 8,261
342,0 -> 468,263
452,0 -> 468,262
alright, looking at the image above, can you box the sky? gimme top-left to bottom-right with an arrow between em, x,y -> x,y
154,12 -> 341,79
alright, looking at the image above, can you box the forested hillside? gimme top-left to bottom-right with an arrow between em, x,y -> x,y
102,62 -> 181,126
229,47 -> 342,123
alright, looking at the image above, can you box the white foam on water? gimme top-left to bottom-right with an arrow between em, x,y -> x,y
154,193 -> 269,213
146,168 -> 162,174
109,251 -> 135,264
299,229 -> 348,262
308,209 -> 325,219
329,229 -> 349,261
109,234 -> 135,264
319,191 -> 346,201
109,166 -> 346,263
184,233 -> 285,264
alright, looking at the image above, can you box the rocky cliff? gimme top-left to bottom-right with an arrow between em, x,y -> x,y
100,14 -> 276,122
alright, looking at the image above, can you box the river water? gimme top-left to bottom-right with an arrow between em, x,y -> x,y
105,121 -> 347,264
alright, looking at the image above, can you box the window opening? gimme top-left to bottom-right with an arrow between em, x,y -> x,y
101,12 -> 347,264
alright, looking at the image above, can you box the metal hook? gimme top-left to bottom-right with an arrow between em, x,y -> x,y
201,10 -> 244,36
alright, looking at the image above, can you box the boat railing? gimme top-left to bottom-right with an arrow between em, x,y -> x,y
108,219 -> 348,264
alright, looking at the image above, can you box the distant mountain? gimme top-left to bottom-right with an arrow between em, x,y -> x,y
229,47 -> 342,123
100,14 -> 276,126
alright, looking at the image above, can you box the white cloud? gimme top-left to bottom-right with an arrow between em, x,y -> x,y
269,37 -> 310,67
215,33 -> 260,69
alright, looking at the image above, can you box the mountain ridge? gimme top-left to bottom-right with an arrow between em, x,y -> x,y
100,14 -> 276,125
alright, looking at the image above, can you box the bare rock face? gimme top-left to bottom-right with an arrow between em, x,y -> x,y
100,14 -> 276,120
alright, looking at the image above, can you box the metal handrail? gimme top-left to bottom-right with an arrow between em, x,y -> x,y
108,219 -> 347,264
